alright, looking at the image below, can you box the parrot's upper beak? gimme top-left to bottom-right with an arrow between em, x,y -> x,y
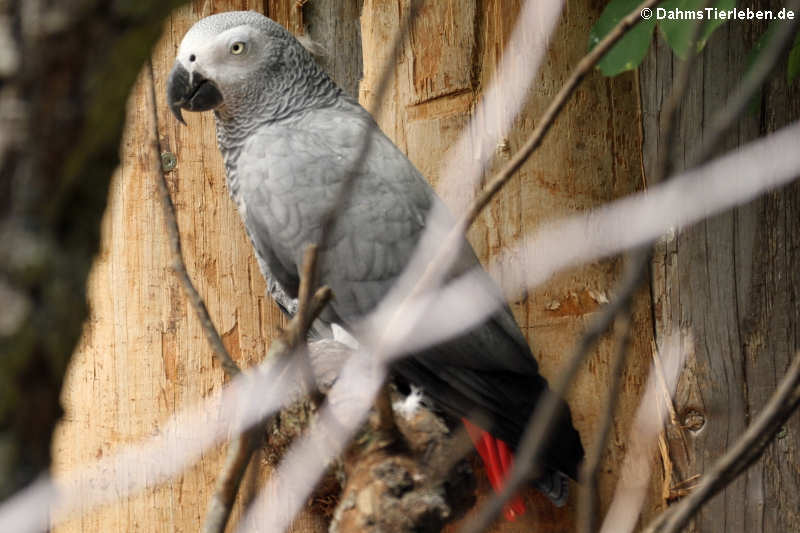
166,62 -> 223,125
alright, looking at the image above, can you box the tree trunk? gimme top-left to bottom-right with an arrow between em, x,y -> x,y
360,1 -> 658,530
641,2 -> 800,530
51,1 -> 360,532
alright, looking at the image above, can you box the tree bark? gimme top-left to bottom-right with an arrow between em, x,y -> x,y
642,1 -> 800,530
301,0 -> 364,99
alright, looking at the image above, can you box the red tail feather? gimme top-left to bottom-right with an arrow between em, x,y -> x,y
462,418 -> 526,520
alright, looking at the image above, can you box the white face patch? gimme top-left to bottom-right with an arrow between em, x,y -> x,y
176,24 -> 264,89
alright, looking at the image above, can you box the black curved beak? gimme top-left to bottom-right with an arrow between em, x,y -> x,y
166,62 -> 223,125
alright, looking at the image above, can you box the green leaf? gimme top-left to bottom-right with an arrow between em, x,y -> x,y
658,0 -> 735,59
787,30 -> 800,83
589,0 -> 657,76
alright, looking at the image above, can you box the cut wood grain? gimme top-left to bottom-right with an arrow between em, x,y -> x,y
51,2 -> 330,532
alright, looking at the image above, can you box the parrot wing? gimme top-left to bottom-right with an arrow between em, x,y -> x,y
235,102 -> 582,476
236,103 -> 537,370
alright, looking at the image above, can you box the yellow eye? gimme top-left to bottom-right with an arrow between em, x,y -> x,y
230,42 -> 246,55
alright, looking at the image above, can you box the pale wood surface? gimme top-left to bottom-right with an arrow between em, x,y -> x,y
51,2 -> 299,532
53,1 -> 661,531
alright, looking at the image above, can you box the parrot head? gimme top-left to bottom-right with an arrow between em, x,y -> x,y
167,11 -> 312,125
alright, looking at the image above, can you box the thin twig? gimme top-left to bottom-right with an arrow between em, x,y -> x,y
578,309 -> 633,533
147,60 -> 241,378
202,267 -> 332,533
291,245 -> 326,398
150,56 -> 257,532
643,351 -> 800,533
203,429 -> 259,533
461,0 -> 661,227
373,383 -> 398,436
294,245 -> 320,333
409,0 -> 662,319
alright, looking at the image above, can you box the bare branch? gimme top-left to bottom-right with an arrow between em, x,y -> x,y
460,0 -> 660,228
295,244 -> 320,331
203,245 -> 332,533
403,0 -> 661,330
147,60 -> 241,379
643,351 -> 800,533
202,429 -> 259,533
308,286 -> 334,323
578,309 -> 633,533
372,384 -> 399,437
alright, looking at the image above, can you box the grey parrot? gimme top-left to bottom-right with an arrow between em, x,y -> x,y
167,10 -> 583,515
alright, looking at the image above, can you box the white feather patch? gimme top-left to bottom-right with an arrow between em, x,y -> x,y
393,385 -> 424,420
